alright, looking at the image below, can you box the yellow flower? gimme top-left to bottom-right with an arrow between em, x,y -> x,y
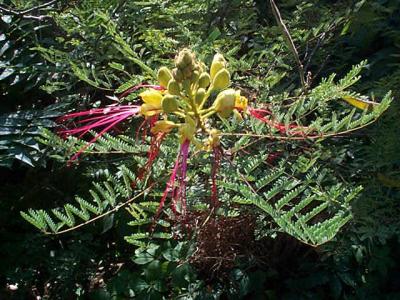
179,116 -> 196,143
342,95 -> 376,111
235,95 -> 248,112
151,120 -> 177,134
212,89 -> 236,118
208,129 -> 220,148
140,89 -> 163,116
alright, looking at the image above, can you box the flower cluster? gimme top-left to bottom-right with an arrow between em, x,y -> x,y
58,49 -> 304,217
140,49 -> 249,149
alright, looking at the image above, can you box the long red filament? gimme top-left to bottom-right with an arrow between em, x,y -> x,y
155,139 -> 190,219
58,105 -> 141,163
248,107 -> 307,136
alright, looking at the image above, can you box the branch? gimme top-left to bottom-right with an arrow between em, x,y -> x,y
269,0 -> 307,91
0,0 -> 57,20
221,118 -> 379,141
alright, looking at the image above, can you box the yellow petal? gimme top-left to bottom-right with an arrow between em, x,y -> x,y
140,89 -> 163,107
210,53 -> 226,80
235,95 -> 248,111
140,103 -> 160,116
212,68 -> 230,90
179,116 -> 196,143
151,120 -> 176,134
208,129 -> 220,147
212,89 -> 236,118
342,96 -> 377,111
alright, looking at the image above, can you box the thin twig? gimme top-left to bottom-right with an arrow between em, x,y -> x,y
304,32 -> 325,74
0,1 -> 57,20
269,0 -> 307,91
221,119 -> 378,141
0,0 -> 57,15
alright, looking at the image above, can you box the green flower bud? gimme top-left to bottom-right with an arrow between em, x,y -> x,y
172,68 -> 183,82
182,50 -> 193,65
176,49 -> 194,69
182,79 -> 191,95
198,72 -> 211,88
157,67 -> 173,88
183,66 -> 193,79
212,68 -> 230,90
167,79 -> 180,95
162,95 -> 179,113
191,70 -> 199,84
212,89 -> 236,118
195,88 -> 206,105
210,53 -> 226,79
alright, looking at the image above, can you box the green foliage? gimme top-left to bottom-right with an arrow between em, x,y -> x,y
1,0 -> 400,299
0,105 -> 64,167
20,162 -> 147,233
221,152 -> 360,246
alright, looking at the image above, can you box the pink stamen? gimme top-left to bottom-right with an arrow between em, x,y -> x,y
248,107 -> 307,136
155,149 -> 181,218
155,139 -> 191,219
135,133 -> 165,183
58,105 -> 141,163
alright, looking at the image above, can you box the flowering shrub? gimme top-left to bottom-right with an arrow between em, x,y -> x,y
22,49 -> 391,248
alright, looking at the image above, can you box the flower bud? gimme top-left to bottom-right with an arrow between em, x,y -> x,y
183,66 -> 193,79
157,67 -> 173,88
198,72 -> 211,88
182,51 -> 193,65
191,70 -> 199,84
182,79 -> 191,94
195,88 -> 206,105
162,95 -> 179,113
172,68 -> 183,82
176,49 -> 194,69
210,53 -> 226,79
179,115 -> 196,143
167,79 -> 180,95
212,68 -> 230,90
208,129 -> 220,147
212,89 -> 236,118
151,120 -> 176,134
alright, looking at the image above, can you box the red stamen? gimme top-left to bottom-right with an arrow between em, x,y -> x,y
155,140 -> 191,219
248,107 -> 307,136
58,105 -> 141,163
155,149 -> 181,218
136,133 -> 166,182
